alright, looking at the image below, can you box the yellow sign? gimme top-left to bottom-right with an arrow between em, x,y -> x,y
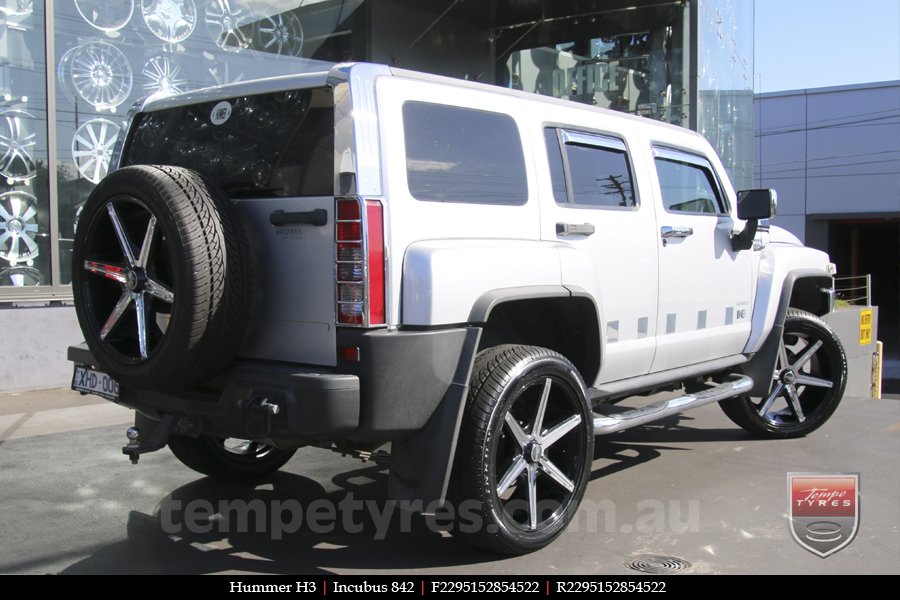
859,309 -> 873,346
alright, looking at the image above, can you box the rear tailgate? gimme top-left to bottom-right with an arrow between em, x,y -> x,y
234,196 -> 335,366
122,85 -> 337,367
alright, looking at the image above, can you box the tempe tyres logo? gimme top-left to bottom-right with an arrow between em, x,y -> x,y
788,473 -> 859,557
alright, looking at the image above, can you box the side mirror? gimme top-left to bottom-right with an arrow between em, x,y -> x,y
732,189 -> 777,251
737,188 -> 777,220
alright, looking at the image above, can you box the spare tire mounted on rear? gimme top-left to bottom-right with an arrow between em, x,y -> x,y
72,165 -> 250,388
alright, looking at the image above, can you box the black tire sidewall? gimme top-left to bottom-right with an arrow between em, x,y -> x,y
484,357 -> 593,550
74,185 -> 183,383
454,346 -> 593,554
72,165 -> 246,388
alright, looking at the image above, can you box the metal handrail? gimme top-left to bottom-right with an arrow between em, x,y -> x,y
834,274 -> 872,307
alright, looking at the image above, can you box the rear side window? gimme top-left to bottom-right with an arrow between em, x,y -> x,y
545,128 -> 636,208
654,152 -> 725,214
403,101 -> 528,205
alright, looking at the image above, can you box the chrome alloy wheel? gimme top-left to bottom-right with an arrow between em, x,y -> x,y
81,199 -> 174,361
205,0 -> 253,52
493,374 -> 588,532
755,327 -> 835,425
221,439 -> 278,459
72,118 -> 120,184
0,191 -> 40,263
141,0 -> 197,43
719,308 -> 847,438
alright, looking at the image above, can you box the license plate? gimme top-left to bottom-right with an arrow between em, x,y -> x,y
72,366 -> 120,401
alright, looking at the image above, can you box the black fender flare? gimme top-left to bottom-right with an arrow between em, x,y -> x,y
740,270 -> 834,397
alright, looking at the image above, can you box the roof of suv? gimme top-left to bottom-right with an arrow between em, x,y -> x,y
136,61 -> 702,142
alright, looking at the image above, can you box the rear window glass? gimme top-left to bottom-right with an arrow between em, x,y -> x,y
403,101 -> 528,205
124,87 -> 333,198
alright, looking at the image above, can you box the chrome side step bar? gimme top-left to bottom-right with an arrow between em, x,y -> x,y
593,374 -> 753,436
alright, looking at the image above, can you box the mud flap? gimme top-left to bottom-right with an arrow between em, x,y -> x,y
387,328 -> 480,508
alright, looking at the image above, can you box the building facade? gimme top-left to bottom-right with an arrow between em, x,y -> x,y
0,0 -> 754,390
754,81 -> 900,360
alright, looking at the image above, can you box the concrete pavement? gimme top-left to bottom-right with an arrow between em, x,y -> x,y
0,387 -> 897,575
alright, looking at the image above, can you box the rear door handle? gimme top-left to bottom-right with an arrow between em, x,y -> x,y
269,209 -> 328,227
660,225 -> 693,239
557,222 -> 596,237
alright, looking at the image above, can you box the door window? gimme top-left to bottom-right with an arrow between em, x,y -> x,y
545,128 -> 636,208
653,150 -> 725,214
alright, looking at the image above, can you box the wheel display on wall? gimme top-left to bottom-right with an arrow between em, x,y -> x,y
0,109 -> 37,183
75,0 -> 135,32
207,62 -> 244,87
141,0 -> 197,43
72,118 -> 121,184
205,0 -> 253,53
70,40 -> 133,110
56,46 -> 80,102
0,265 -> 43,286
142,55 -> 187,96
0,0 -> 33,22
254,11 -> 304,57
0,190 -> 40,264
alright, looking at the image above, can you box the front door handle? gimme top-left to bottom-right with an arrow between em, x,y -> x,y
660,225 -> 694,239
557,222 -> 596,237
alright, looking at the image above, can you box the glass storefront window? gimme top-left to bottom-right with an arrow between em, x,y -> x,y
0,1 -> 50,289
0,0 -> 362,298
53,0 -> 351,286
500,4 -> 691,127
697,0 -> 754,189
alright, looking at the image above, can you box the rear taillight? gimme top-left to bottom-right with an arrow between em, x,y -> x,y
335,197 -> 385,326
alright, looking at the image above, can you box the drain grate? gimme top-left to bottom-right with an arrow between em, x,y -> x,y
624,554 -> 692,574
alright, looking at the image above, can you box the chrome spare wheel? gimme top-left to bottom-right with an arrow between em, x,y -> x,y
72,165 -> 250,388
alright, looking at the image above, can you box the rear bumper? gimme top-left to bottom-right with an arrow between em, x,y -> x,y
67,326 -> 473,446
68,344 -> 360,444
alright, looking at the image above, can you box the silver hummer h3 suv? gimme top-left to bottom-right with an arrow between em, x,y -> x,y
69,63 -> 846,554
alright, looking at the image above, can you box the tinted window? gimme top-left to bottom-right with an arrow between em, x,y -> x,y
403,102 -> 527,204
544,128 -> 636,208
126,88 -> 334,198
566,143 -> 635,207
654,157 -> 723,214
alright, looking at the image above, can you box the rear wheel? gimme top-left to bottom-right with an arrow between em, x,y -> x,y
168,435 -> 296,480
720,309 -> 847,438
449,345 -> 593,555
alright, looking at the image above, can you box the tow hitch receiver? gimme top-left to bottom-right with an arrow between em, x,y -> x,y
122,414 -> 178,464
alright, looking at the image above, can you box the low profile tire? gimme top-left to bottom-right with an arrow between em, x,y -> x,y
72,165 -> 250,388
168,435 -> 296,480
449,345 -> 594,555
720,308 -> 847,438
